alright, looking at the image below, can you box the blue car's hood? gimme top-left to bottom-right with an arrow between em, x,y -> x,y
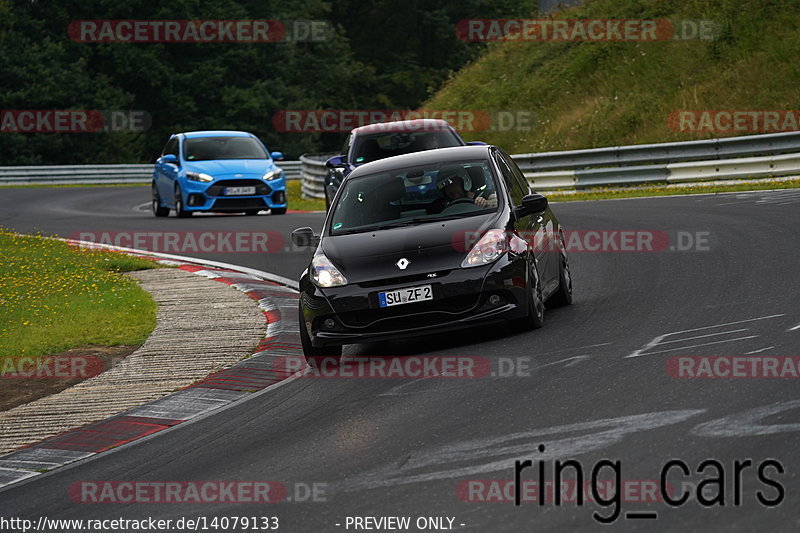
183,159 -> 277,177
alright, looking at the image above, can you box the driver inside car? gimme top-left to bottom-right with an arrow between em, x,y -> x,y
429,166 -> 497,213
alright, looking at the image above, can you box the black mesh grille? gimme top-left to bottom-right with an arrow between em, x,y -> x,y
335,293 -> 480,328
212,198 -> 267,210
358,270 -> 451,288
338,304 -> 476,330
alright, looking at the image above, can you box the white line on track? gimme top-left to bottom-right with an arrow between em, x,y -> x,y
745,346 -> 775,355
632,335 -> 759,356
656,328 -> 749,345
536,355 -> 589,369
626,314 -> 784,358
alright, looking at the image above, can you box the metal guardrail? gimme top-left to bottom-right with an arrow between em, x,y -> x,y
0,160 -> 303,186
299,154 -> 332,199
0,165 -> 154,185
513,131 -> 800,171
4,131 -> 798,192
511,131 -> 800,190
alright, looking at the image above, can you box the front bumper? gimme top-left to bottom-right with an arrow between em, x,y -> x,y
179,177 -> 287,212
299,253 -> 530,347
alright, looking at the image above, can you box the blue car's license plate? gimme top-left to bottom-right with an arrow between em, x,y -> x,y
378,284 -> 433,307
223,186 -> 256,195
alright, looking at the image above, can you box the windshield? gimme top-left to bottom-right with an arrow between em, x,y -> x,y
351,130 -> 462,165
183,136 -> 268,161
329,159 -> 499,236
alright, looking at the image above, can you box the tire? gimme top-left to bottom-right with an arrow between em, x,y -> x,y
152,184 -> 169,217
174,184 -> 192,218
511,258 -> 544,332
299,302 -> 342,361
271,207 -> 287,215
546,235 -> 573,308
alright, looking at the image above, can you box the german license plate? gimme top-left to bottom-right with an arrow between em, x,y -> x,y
378,284 -> 433,307
223,186 -> 256,195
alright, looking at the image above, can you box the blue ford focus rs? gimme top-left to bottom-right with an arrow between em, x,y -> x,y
152,130 -> 287,217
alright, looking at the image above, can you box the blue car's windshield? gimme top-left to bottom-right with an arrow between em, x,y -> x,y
329,159 -> 499,236
184,137 -> 268,161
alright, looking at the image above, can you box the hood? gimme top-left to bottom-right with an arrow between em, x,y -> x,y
183,159 -> 277,178
321,213 -> 499,283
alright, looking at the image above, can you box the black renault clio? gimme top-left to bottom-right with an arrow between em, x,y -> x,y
292,145 -> 572,358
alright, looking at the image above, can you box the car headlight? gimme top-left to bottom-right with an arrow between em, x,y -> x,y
311,254 -> 348,287
263,169 -> 284,181
461,229 -> 518,268
186,171 -> 214,183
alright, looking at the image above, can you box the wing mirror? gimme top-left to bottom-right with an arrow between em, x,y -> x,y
161,154 -> 179,166
515,193 -> 548,219
291,227 -> 320,248
325,155 -> 346,168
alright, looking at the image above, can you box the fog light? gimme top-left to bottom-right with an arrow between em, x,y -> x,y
273,191 -> 286,204
324,318 -> 336,329
188,193 -> 204,206
488,294 -> 501,306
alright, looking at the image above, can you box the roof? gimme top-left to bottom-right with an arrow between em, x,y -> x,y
350,119 -> 456,135
181,130 -> 253,138
347,145 -> 493,179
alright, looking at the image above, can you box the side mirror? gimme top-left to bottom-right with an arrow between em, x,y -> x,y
291,227 -> 320,247
270,151 -> 284,161
325,155 -> 346,168
515,193 -> 548,219
161,154 -> 179,166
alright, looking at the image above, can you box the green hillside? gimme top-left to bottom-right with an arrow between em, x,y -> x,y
424,0 -> 800,153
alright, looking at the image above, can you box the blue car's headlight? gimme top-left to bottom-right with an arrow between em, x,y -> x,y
263,169 -> 284,181
186,171 -> 214,183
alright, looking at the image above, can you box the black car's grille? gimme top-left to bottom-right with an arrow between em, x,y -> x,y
358,270 -> 452,288
335,293 -> 480,329
212,198 -> 267,209
206,179 -> 272,197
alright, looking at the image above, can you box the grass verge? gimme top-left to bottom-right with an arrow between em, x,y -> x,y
0,229 -> 159,360
286,179 -> 325,211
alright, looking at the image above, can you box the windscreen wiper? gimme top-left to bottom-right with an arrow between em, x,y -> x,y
372,215 -> 463,230
334,215 -> 466,235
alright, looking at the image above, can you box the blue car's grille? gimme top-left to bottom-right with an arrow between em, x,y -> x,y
206,179 -> 272,197
212,198 -> 267,210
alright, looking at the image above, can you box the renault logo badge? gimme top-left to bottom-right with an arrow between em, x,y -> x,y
396,258 -> 409,270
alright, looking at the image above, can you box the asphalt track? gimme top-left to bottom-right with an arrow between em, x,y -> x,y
1,185 -> 800,532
